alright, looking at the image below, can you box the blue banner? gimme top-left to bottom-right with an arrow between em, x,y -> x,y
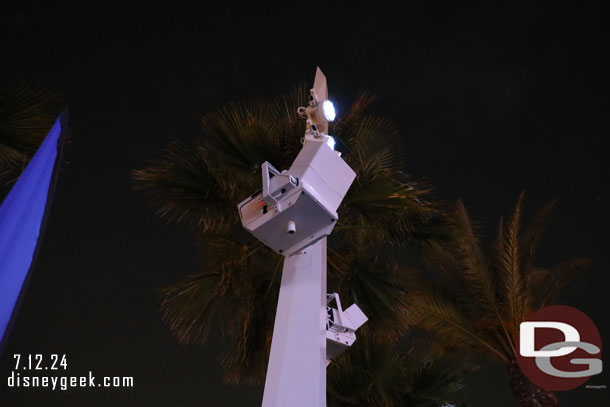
0,111 -> 67,347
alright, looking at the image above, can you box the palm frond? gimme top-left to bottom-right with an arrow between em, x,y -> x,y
158,235 -> 279,347
132,140 -> 237,232
334,254 -> 410,340
496,191 -> 527,334
519,199 -> 556,272
157,272 -> 224,345
328,337 -> 404,407
0,82 -> 63,182
450,202 -> 497,313
402,356 -> 468,407
406,285 -> 509,363
218,269 -> 279,385
333,91 -> 377,137
452,201 -> 515,354
200,86 -> 307,198
340,173 -> 434,247
527,258 -> 591,310
340,115 -> 404,176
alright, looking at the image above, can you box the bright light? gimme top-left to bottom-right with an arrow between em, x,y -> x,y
322,100 -> 336,122
326,136 -> 336,150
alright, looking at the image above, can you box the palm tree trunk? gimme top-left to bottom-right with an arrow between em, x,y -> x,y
507,360 -> 558,407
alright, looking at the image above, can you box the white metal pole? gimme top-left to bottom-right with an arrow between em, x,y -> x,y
262,238 -> 327,407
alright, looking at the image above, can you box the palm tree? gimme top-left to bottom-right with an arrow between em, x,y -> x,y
0,82 -> 63,186
406,192 -> 590,407
133,85 -> 449,385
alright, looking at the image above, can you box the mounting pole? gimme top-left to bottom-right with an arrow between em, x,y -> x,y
238,68 -> 365,407
262,238 -> 327,407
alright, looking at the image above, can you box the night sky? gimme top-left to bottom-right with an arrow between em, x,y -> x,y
1,1 -> 609,406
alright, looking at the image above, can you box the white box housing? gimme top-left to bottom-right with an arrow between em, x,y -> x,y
238,136 -> 355,256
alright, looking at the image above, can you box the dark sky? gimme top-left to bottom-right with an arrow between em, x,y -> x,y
1,1 -> 609,406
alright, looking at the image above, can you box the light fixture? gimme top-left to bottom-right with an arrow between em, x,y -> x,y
322,100 -> 336,122
326,136 -> 336,150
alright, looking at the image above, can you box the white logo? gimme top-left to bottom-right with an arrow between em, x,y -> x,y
519,321 -> 602,378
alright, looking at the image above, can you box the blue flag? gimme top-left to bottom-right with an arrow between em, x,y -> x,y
0,111 -> 67,347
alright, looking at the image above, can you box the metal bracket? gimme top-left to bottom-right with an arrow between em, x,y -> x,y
261,161 -> 280,203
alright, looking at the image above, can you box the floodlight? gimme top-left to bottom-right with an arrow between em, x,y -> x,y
322,100 -> 336,121
298,67 -> 335,137
326,293 -> 368,364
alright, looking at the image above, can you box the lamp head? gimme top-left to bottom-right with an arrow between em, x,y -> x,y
302,67 -> 336,137
322,100 -> 336,122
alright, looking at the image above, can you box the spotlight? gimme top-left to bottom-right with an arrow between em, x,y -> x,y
298,68 -> 337,137
322,100 -> 336,122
